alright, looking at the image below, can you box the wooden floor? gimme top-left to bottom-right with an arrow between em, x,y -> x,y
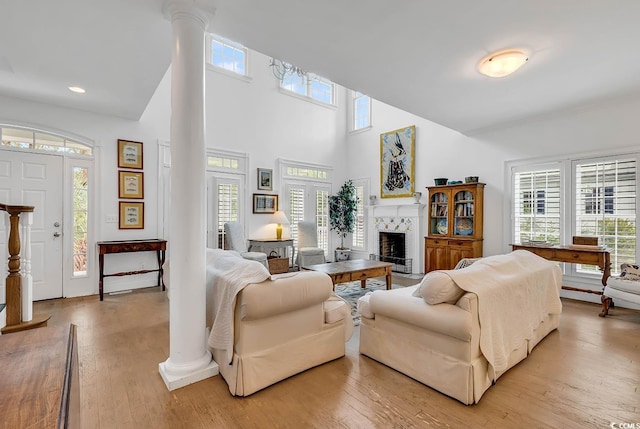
33,285 -> 640,429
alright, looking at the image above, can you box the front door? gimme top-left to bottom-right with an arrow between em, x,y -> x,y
0,150 -> 64,300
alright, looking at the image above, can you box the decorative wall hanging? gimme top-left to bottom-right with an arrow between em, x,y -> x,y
117,139 -> 143,170
253,194 -> 278,214
380,125 -> 415,198
257,168 -> 273,191
119,202 -> 144,229
118,171 -> 144,199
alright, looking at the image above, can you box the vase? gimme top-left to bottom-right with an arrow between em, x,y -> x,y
334,249 -> 351,261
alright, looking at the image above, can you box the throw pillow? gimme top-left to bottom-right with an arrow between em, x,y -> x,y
412,270 -> 465,305
620,263 -> 640,281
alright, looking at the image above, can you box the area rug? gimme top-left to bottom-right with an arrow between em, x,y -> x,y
335,274 -> 421,326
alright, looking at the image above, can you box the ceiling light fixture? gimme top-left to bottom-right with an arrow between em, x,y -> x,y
269,58 -> 306,80
68,86 -> 86,94
478,49 -> 528,78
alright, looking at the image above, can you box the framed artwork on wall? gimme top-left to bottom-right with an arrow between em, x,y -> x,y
380,125 -> 415,198
117,139 -> 143,170
119,201 -> 144,229
118,171 -> 144,199
257,168 -> 273,191
253,193 -> 278,214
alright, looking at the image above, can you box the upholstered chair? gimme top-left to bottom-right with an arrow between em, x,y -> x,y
223,222 -> 268,268
295,221 -> 326,269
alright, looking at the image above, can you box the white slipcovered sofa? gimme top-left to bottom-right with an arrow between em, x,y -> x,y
358,250 -> 562,404
204,249 -> 353,396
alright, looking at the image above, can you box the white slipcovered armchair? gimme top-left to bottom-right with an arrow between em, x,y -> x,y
223,222 -> 268,268
295,221 -> 326,269
600,263 -> 640,317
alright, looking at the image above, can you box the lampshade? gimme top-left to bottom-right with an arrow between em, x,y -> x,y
478,49 -> 528,78
270,211 -> 289,225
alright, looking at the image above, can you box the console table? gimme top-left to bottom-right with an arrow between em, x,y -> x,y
511,244 -> 611,294
248,238 -> 294,261
97,239 -> 167,301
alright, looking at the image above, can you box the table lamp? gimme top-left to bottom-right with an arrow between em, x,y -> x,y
270,211 -> 289,240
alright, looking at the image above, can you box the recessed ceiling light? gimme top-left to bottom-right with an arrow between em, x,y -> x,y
478,49 -> 528,78
68,86 -> 86,94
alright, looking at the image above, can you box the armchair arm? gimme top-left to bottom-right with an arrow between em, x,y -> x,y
238,271 -> 333,321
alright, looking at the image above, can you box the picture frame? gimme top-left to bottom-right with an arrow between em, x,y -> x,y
117,139 -> 143,170
380,125 -> 416,198
118,170 -> 144,199
257,168 -> 273,191
253,193 -> 278,214
119,201 -> 144,229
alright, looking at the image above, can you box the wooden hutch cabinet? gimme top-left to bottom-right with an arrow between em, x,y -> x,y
424,182 -> 485,273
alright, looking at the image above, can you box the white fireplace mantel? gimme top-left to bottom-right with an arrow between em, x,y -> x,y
367,203 -> 426,274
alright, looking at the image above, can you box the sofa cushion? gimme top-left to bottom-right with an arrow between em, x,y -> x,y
606,276 -> 640,294
620,263 -> 640,281
412,270 -> 465,305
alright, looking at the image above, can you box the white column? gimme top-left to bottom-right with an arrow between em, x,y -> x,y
20,212 -> 33,322
159,0 -> 218,391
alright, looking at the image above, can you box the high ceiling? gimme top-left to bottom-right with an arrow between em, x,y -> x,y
2,0 -> 640,134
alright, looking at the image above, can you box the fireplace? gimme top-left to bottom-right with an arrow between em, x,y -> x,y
373,231 -> 412,273
368,203 -> 425,275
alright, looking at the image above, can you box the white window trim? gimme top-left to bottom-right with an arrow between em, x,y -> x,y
278,86 -> 337,110
349,91 -> 372,133
278,158 -> 333,183
206,34 -> 252,82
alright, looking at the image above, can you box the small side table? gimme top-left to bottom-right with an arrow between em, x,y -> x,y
248,238 -> 294,264
97,239 -> 167,301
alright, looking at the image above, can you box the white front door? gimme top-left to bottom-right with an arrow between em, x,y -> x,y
0,150 -> 64,300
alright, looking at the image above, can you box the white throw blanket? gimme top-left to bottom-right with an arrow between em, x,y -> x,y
206,249 -> 271,364
444,250 -> 562,380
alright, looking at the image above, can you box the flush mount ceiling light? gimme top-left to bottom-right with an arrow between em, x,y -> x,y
68,86 -> 86,93
478,49 -> 528,78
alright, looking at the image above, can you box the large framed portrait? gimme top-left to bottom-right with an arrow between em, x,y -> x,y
118,171 -> 144,199
253,193 -> 278,214
119,202 -> 144,229
380,125 -> 415,198
117,139 -> 143,170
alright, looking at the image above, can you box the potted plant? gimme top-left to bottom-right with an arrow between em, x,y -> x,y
329,179 -> 359,261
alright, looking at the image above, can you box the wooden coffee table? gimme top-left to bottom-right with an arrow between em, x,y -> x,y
303,259 -> 393,290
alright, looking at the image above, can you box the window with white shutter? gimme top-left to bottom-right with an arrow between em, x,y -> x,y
513,166 -> 562,245
574,157 -> 636,274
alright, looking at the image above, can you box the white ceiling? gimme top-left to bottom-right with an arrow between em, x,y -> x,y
2,0 -> 640,134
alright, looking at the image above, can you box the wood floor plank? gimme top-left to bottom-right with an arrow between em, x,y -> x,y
31,286 -> 640,429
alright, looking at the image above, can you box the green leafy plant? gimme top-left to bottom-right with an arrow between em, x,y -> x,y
329,180 -> 360,249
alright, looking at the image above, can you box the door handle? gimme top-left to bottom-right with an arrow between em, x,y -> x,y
53,232 -> 61,237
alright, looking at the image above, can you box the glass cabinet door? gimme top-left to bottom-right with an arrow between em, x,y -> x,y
453,190 -> 474,237
430,192 -> 448,235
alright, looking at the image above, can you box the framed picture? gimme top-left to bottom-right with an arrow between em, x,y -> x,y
380,125 -> 415,198
257,168 -> 273,191
253,193 -> 278,214
118,171 -> 144,199
117,139 -> 143,170
119,202 -> 144,229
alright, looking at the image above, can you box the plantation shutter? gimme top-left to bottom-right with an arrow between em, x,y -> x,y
574,158 -> 636,274
288,187 -> 305,249
217,182 -> 239,249
513,167 -> 561,245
